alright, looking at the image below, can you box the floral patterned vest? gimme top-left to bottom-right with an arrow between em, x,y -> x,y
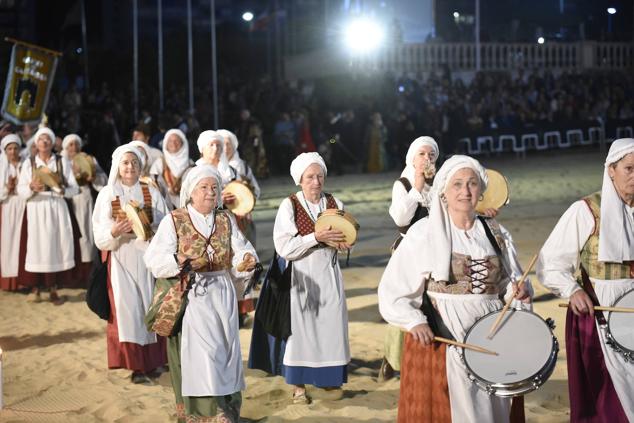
580,191 -> 634,280
170,207 -> 233,271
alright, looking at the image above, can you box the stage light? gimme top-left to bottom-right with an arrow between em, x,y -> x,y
607,7 -> 616,14
453,12 -> 460,19
242,11 -> 254,22
537,37 -> 545,44
344,18 -> 385,54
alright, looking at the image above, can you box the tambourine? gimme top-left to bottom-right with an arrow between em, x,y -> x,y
123,200 -> 154,241
73,152 -> 96,184
33,166 -> 62,191
224,181 -> 256,216
476,169 -> 509,214
314,209 -> 360,248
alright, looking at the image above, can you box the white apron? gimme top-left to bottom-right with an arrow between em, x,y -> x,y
1,195 -> 26,277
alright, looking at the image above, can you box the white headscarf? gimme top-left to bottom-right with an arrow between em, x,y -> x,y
400,136 -> 439,183
599,138 -> 634,263
196,130 -> 224,154
425,155 -> 489,281
20,137 -> 35,160
1,134 -> 21,151
290,152 -> 327,185
129,140 -> 152,174
162,129 -> 190,177
217,129 -> 240,160
108,145 -> 145,188
34,127 -> 55,146
179,164 -> 222,208
61,134 -> 82,158
0,134 -> 22,177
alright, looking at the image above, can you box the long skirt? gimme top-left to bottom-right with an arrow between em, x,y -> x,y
0,208 -> 34,290
167,333 -> 242,423
398,333 -> 525,423
106,261 -> 166,372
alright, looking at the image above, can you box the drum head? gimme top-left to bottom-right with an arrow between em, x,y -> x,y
609,290 -> 634,353
314,211 -> 358,246
464,310 -> 554,386
123,203 -> 150,241
224,181 -> 255,216
34,166 -> 61,190
74,153 -> 95,178
476,169 -> 509,214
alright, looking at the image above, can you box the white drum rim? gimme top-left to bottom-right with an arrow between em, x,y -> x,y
607,289 -> 634,360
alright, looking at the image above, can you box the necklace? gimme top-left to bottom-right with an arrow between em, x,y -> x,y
303,194 -> 323,222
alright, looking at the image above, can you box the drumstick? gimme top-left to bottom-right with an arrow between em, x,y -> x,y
486,253 -> 539,339
558,303 -> 634,313
434,336 -> 499,356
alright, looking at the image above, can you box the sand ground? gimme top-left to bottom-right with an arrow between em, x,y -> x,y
0,149 -> 607,422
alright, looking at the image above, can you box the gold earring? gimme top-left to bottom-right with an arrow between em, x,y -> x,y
479,194 -> 484,201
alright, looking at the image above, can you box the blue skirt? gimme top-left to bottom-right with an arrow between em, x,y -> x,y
248,276 -> 347,388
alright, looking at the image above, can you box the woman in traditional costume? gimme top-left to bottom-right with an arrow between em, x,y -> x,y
195,130 -> 236,186
62,134 -> 107,285
0,134 -> 27,291
252,152 -> 351,404
379,136 -> 439,380
536,138 -> 634,422
92,144 -> 168,384
378,155 -> 530,422
144,165 -> 258,423
17,127 -> 79,303
149,128 -> 194,209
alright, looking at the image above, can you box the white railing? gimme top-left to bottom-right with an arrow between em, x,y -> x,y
353,42 -> 634,73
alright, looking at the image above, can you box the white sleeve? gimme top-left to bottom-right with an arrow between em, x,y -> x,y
536,201 -> 594,299
92,187 -> 122,251
388,180 -> 424,227
273,198 -> 320,261
149,159 -> 162,176
144,214 -> 180,278
62,157 -> 79,198
150,185 -> 169,230
0,162 -> 8,201
91,158 -> 108,191
17,159 -> 34,199
378,220 -> 430,331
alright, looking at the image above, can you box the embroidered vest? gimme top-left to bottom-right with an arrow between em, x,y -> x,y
289,193 -> 338,236
171,207 -> 233,271
111,183 -> 153,224
580,191 -> 634,279
396,177 -> 429,235
427,218 -> 510,296
162,158 -> 190,195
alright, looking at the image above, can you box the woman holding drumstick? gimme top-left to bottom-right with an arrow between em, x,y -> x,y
536,138 -> 634,422
379,155 -> 531,422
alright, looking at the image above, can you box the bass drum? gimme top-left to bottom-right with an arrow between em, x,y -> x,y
606,288 -> 634,362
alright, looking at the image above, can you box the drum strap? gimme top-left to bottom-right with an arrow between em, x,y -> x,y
421,290 -> 455,341
579,265 -> 607,326
477,215 -> 503,257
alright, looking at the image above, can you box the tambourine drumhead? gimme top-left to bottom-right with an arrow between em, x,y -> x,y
33,166 -> 61,190
224,181 -> 255,216
463,309 -> 558,397
314,209 -> 360,247
123,202 -> 153,241
476,169 -> 509,214
608,289 -> 634,354
73,152 -> 95,178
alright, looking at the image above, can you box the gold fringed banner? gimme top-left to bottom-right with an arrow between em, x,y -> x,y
1,38 -> 61,125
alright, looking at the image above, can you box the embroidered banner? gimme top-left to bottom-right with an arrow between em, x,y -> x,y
1,39 -> 61,125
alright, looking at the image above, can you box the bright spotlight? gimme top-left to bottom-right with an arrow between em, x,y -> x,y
537,37 -> 545,44
607,7 -> 616,14
242,11 -> 254,22
344,18 -> 385,54
453,11 -> 460,19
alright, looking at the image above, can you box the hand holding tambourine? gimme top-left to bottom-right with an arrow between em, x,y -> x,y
236,253 -> 257,272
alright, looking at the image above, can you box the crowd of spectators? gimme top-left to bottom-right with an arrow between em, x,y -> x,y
4,68 -> 633,176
